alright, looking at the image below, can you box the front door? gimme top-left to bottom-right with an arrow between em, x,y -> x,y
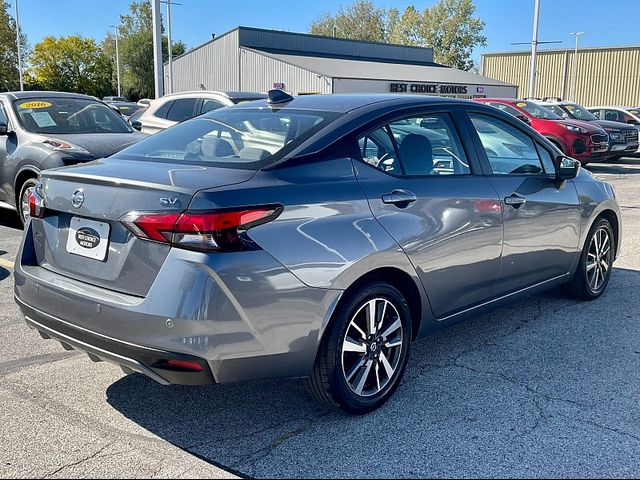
354,110 -> 504,319
466,111 -> 582,295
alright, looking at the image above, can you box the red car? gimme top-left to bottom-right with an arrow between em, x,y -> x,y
474,98 -> 609,164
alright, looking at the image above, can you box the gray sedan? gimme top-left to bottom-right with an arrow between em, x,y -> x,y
14,93 -> 620,414
0,91 -> 146,226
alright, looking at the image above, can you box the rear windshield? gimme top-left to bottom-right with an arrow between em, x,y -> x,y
13,98 -> 132,134
516,101 -> 562,120
117,107 -> 340,169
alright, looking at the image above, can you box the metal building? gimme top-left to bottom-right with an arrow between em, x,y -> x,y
166,27 -> 517,98
482,45 -> 640,106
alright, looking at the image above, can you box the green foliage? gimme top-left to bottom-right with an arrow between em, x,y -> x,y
310,0 -> 486,71
108,1 -> 187,100
27,35 -> 114,97
310,0 -> 387,42
0,1 -> 28,91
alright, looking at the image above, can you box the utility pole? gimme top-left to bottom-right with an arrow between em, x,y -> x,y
151,0 -> 164,98
109,25 -> 122,97
15,0 -> 23,91
570,32 -> 586,102
528,0 -> 540,99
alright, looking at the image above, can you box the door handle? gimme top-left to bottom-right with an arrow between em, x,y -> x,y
381,189 -> 417,207
504,195 -> 527,208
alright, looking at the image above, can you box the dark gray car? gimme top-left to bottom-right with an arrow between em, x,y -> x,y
0,91 -> 146,226
14,93 -> 621,414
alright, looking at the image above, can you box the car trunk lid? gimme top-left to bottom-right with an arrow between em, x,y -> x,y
32,158 -> 257,297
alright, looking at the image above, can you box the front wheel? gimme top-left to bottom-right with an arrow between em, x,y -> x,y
307,283 -> 412,414
563,218 -> 614,300
17,178 -> 37,228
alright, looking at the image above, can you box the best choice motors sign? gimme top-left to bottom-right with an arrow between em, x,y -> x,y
390,83 -> 469,95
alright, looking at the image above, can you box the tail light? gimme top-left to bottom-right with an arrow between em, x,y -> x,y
28,188 -> 45,219
120,206 -> 282,252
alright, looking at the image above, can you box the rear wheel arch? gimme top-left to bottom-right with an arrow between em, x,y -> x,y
325,267 -> 423,343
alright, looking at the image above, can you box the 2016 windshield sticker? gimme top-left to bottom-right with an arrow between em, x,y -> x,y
516,102 -> 527,108
18,101 -> 52,109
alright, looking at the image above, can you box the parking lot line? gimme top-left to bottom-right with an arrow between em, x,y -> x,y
0,258 -> 14,269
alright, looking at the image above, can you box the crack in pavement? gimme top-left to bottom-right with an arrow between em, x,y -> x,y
42,441 -> 116,478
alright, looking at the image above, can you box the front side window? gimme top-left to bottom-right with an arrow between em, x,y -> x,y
603,109 -> 624,123
165,98 -> 198,122
117,108 -> 339,169
0,104 -> 7,125
470,113 -> 546,175
153,100 -> 174,119
356,113 -> 471,177
12,98 -> 132,134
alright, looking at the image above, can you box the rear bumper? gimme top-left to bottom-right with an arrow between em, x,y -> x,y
14,223 -> 343,385
17,296 -> 215,385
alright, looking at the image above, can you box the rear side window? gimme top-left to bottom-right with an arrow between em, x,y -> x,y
0,104 -> 7,125
154,100 -> 173,119
470,113 -> 545,175
357,113 -> 471,176
165,98 -> 198,122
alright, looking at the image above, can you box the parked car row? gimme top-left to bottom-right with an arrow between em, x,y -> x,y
11,90 -> 621,414
474,98 -> 639,165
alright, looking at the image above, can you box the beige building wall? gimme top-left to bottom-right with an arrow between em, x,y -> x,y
482,46 -> 640,107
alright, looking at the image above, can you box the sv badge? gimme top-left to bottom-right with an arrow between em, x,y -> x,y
160,198 -> 180,207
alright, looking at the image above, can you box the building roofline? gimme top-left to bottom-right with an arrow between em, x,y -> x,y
481,44 -> 640,57
168,25 -> 436,66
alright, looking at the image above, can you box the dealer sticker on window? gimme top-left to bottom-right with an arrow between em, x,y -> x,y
18,101 -> 52,109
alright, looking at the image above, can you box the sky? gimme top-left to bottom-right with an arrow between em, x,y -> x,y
10,0 -> 640,64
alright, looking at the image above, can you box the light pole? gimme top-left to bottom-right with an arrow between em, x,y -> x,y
570,32 -> 586,102
109,25 -> 121,97
15,0 -> 23,91
161,0 -> 181,95
151,0 -> 164,98
528,0 -> 540,99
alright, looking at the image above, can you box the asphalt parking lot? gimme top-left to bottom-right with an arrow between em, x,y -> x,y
1,160 -> 639,479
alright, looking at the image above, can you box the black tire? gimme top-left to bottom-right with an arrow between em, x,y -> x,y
548,139 -> 565,154
563,218 -> 615,300
307,282 -> 412,414
16,177 -> 37,228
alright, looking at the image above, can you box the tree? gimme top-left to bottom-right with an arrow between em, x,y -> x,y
27,35 -> 114,97
419,0 -> 486,70
309,0 -> 486,71
110,1 -> 187,100
310,0 -> 387,42
0,1 -> 28,91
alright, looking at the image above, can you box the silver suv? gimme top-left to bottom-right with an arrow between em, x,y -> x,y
136,91 -> 267,134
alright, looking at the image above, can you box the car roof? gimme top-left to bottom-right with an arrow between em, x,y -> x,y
0,91 -> 98,101
231,93 -> 477,114
157,90 -> 266,100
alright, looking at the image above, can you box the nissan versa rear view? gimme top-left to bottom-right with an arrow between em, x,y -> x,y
14,93 -> 620,414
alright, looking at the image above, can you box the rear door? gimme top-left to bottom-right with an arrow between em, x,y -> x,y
465,110 -> 581,294
353,108 -> 504,319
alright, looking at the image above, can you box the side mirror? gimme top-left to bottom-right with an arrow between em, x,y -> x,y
130,120 -> 142,131
515,114 -> 531,125
556,156 -> 580,181
0,121 -> 6,135
627,119 -> 639,126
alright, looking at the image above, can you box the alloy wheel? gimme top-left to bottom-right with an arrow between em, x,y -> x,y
586,227 -> 612,293
341,298 -> 403,397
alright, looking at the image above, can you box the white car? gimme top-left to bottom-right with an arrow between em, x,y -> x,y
138,91 -> 267,134
588,106 -> 640,154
